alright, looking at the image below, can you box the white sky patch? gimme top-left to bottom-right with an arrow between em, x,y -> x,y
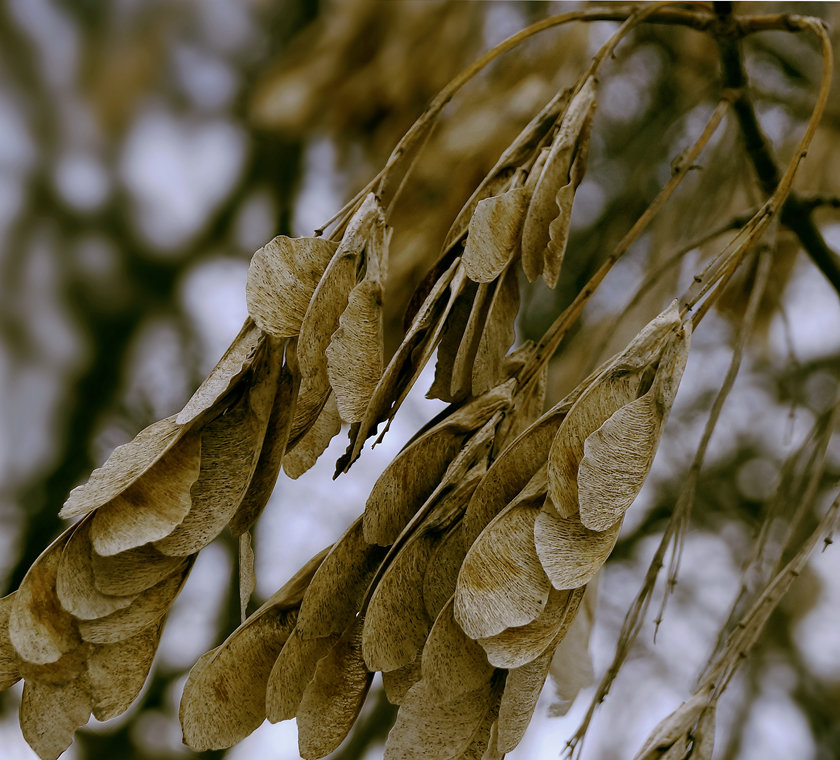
771,248 -> 840,362
255,361 -> 447,599
53,152 -> 111,212
292,138 -> 344,237
180,257 -> 250,374
120,111 -> 246,251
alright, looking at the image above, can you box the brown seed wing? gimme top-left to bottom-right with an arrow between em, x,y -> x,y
534,505 -> 621,589
363,532 -> 437,672
77,561 -> 191,644
450,283 -> 493,401
455,502 -> 551,639
496,641 -> 556,753
521,77 -> 596,283
463,401 -> 567,547
578,321 -> 690,531
20,670 -> 92,760
90,543 -> 185,597
472,264 -> 519,396
89,430 -> 201,556
547,372 -> 640,519
462,188 -> 528,284
176,320 -> 264,425
429,278 -> 479,403
60,416 -> 184,519
341,259 -> 461,471
9,531 -> 80,665
382,656 -> 422,705
297,517 -> 387,639
327,278 -> 386,422
477,586 -> 583,669
153,390 -> 263,556
180,606 -> 298,750
548,585 -> 596,716
423,522 -> 467,621
0,593 -> 22,690
421,598 -> 493,701
283,392 -> 342,479
245,235 -> 337,338
87,620 -> 163,721
229,356 -> 296,534
296,618 -> 372,760
364,426 -> 466,546
384,676 -> 500,760
56,517 -> 136,620
265,628 -> 339,722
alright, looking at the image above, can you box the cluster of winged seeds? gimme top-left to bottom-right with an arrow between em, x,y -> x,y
176,298 -> 689,759
0,36 -> 700,760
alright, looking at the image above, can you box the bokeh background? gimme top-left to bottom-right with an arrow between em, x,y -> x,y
1,1 -> 840,758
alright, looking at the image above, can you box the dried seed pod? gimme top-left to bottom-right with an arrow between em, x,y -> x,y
238,532 -> 256,622
296,193 -> 385,435
578,319 -> 690,531
382,656 -> 422,705
88,431 -> 201,555
246,235 -> 338,338
87,621 -> 163,721
521,77 -> 597,286
471,263 -> 520,396
429,278 -> 480,403
265,627 -> 339,723
548,583 -> 596,716
384,674 -> 504,760
477,586 -> 583,669
363,423 -> 468,546
153,387 -> 264,556
60,416 -> 186,520
455,500 -> 552,640
463,397 -> 571,547
440,87 -> 572,258
229,342 -> 295,535
90,543 -> 185,597
452,683 -> 503,760
327,280 -> 386,421
493,359 -> 548,451
547,301 -> 684,519
176,320 -> 265,426
363,531 -> 438,672
340,259 -> 462,472
449,282 -> 493,401
297,518 -> 387,640
56,517 -> 136,620
296,618 -> 372,759
496,642 -> 555,752
462,188 -> 529,284
0,593 -> 22,690
9,532 -> 79,665
180,549 -> 326,750
534,505 -> 622,589
20,670 -> 92,760
423,522 -> 468,621
77,562 -> 191,644
283,392 -> 342,479
547,373 -> 641,519
326,195 -> 391,423
421,598 -> 493,701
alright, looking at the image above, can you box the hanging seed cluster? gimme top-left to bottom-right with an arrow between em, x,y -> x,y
1,5 -> 834,759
